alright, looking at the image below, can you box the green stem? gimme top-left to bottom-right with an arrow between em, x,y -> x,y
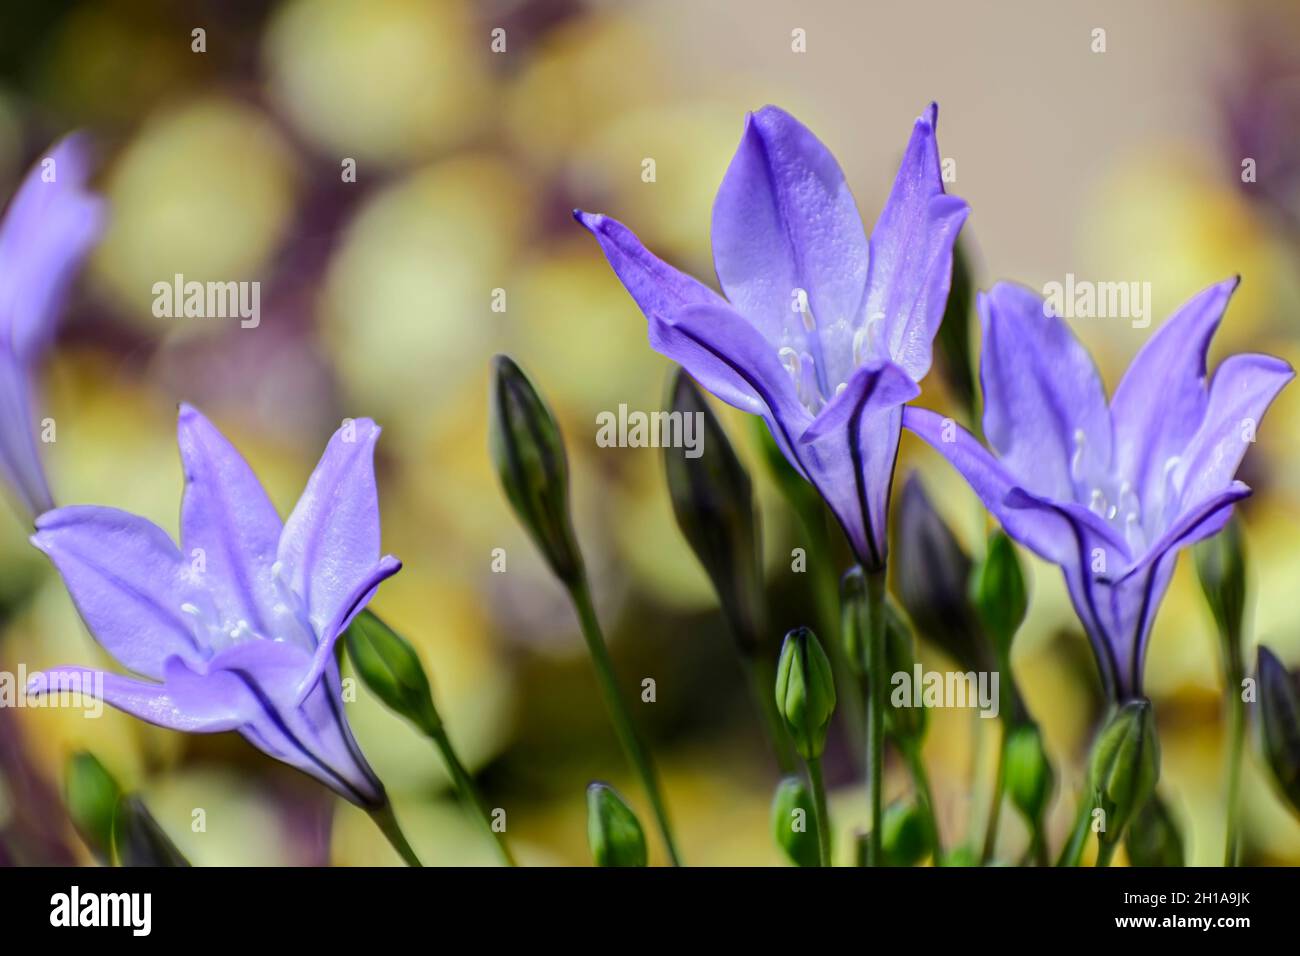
864,564 -> 887,866
1095,838 -> 1117,868
1056,794 -> 1092,867
745,655 -> 797,774
428,726 -> 517,866
901,738 -> 943,860
980,725 -> 1007,864
806,517 -> 866,764
806,756 -> 832,867
569,576 -> 682,866
368,800 -> 422,867
1222,629 -> 1245,867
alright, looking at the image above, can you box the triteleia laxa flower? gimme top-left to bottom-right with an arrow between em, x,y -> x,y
0,135 -> 104,519
30,405 -> 401,808
905,278 -> 1293,700
577,104 -> 968,570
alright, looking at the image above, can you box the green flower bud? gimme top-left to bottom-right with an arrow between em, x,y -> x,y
1257,646 -> 1300,816
840,566 -> 870,676
934,238 -> 977,419
664,370 -> 764,654
65,751 -> 122,864
770,776 -> 819,867
883,601 -> 926,742
881,799 -> 932,867
586,782 -> 647,867
1003,723 -> 1054,824
1088,700 -> 1160,845
1125,792 -> 1185,867
970,531 -> 1028,656
895,475 -> 990,673
489,355 -> 584,584
111,794 -> 190,867
1194,517 -> 1246,661
344,609 -> 442,738
775,627 -> 837,760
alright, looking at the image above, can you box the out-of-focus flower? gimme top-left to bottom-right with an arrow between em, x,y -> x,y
0,135 -> 104,518
577,104 -> 967,570
1257,646 -> 1300,816
29,406 -> 400,809
770,775 -> 818,867
907,279 -> 1292,699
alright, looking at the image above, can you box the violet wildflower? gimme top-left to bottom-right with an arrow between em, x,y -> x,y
905,278 -> 1292,701
28,406 -> 416,862
576,104 -> 967,572
0,134 -> 105,519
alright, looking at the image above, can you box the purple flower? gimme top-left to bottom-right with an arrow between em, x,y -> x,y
0,135 -> 105,519
29,405 -> 401,808
576,105 -> 967,569
905,279 -> 1293,699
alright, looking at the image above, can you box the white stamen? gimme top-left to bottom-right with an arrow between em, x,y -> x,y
779,346 -> 801,382
1070,429 -> 1087,482
851,328 -> 868,366
1089,488 -> 1107,516
801,308 -> 816,333
835,382 -> 847,397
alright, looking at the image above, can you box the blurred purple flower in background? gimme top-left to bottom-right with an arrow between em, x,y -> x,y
29,405 -> 401,808
577,104 -> 967,569
0,134 -> 105,519
906,278 -> 1293,700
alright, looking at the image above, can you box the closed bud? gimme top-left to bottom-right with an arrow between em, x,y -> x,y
970,531 -> 1027,655
775,627 -> 837,760
895,475 -> 989,672
1003,723 -> 1053,824
881,798 -> 932,867
1194,517 -> 1246,661
1088,699 -> 1160,845
1257,646 -> 1300,815
344,609 -> 442,738
884,601 -> 926,741
111,794 -> 190,867
65,751 -> 122,864
664,370 -> 764,653
934,239 -> 977,419
586,782 -> 647,867
840,566 -> 870,676
771,776 -> 819,867
1124,792 -> 1185,867
489,355 -> 584,584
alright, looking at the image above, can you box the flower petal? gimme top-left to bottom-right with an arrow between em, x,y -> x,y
293,554 -> 401,704
26,659 -> 248,732
711,106 -> 869,380
1173,353 -> 1294,509
278,417 -> 384,634
978,282 -> 1113,500
208,640 -> 384,808
862,104 -> 970,381
1111,278 -> 1238,511
177,404 -> 283,638
573,210 -> 726,321
655,302 -> 812,434
0,346 -> 53,518
31,506 -> 205,680
0,135 -> 106,363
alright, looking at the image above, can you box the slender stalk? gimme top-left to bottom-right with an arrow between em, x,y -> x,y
980,724 -> 1006,863
369,800 -> 422,867
806,756 -> 832,867
901,738 -> 943,860
569,576 -> 682,866
745,655 -> 797,774
864,565 -> 887,866
1095,838 -> 1118,868
1221,628 -> 1246,867
1056,794 -> 1092,867
428,726 -> 517,866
